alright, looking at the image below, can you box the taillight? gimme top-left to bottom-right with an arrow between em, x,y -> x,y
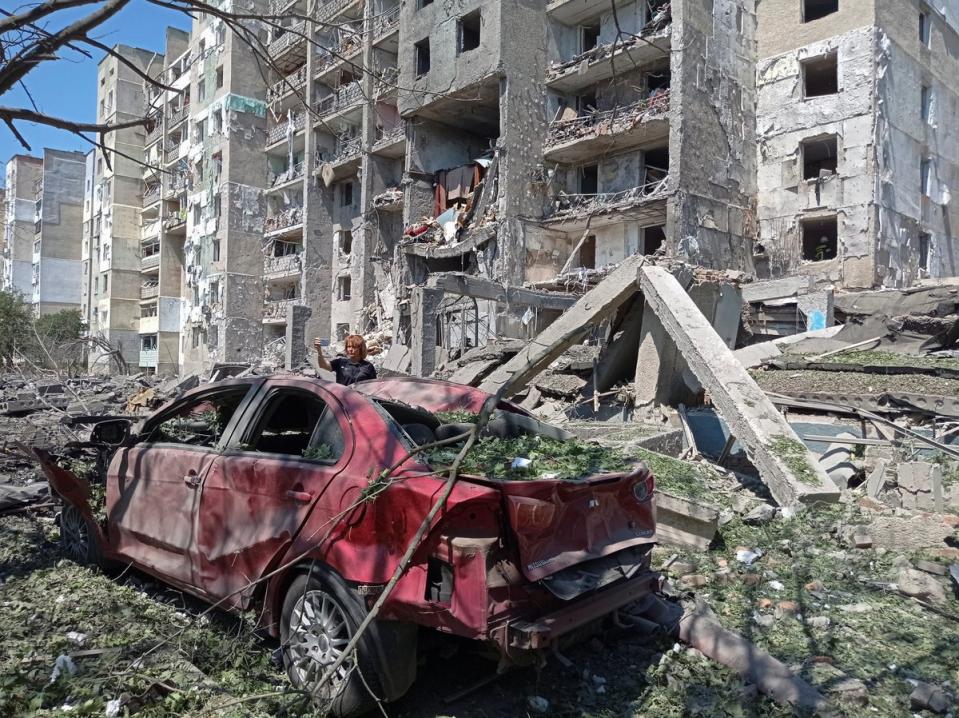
633,473 -> 655,502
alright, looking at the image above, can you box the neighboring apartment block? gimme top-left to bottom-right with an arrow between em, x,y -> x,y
81,0 -> 959,375
2,151 -> 84,315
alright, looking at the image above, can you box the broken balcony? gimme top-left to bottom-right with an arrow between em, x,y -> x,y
266,112 -> 306,146
139,347 -> 158,368
371,123 -> 405,157
163,209 -> 186,233
267,162 -> 305,191
264,207 -> 304,236
145,116 -> 163,145
143,183 -> 161,206
544,177 -> 670,229
374,66 -> 399,99
373,4 -> 400,41
329,136 -> 363,168
166,104 -> 188,129
140,281 -> 159,300
546,7 -> 671,92
372,187 -> 403,212
263,296 -> 303,323
264,246 -> 303,279
164,171 -> 188,199
267,64 -> 308,103
545,92 -> 671,163
141,248 -> 161,271
315,0 -> 361,22
314,82 -> 364,121
314,31 -> 365,78
267,21 -> 307,73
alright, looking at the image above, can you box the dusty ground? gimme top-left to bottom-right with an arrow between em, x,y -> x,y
2,485 -> 957,717
752,368 -> 959,397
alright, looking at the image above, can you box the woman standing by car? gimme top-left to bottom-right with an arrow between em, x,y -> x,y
314,334 -> 377,385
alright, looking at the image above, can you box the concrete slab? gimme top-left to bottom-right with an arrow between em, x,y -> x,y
638,265 -> 840,507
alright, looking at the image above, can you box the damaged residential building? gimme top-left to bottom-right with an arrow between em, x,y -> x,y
76,0 -> 958,375
3,151 -> 85,316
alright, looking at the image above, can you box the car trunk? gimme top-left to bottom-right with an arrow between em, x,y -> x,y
464,466 -> 656,583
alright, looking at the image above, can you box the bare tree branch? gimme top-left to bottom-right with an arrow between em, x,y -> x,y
0,0 -> 105,35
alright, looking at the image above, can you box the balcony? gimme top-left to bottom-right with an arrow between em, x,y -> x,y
314,82 -> 363,119
267,112 -> 306,146
315,0 -> 359,22
264,251 -> 302,278
372,5 -> 399,39
139,315 -> 159,334
545,177 -> 670,228
167,105 -> 189,127
142,220 -> 160,238
372,123 -> 405,158
145,119 -> 163,145
268,162 -> 305,190
164,211 -> 187,232
269,0 -> 298,13
165,172 -> 189,197
263,297 -> 301,322
372,187 -> 403,212
546,7 -> 671,92
267,64 -> 308,103
314,33 -> 364,76
143,184 -> 161,205
268,22 -> 307,72
164,141 -> 185,164
374,66 -> 399,98
264,207 -> 304,235
330,136 -> 362,166
545,92 -> 671,163
141,252 -> 161,270
139,348 -> 158,367
141,282 -> 159,299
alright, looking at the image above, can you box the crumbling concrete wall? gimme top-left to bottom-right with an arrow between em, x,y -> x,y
36,149 -> 86,314
755,27 -> 877,287
668,0 -> 757,273
873,0 -> 959,284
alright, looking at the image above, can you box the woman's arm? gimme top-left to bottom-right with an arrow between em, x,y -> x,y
313,338 -> 332,371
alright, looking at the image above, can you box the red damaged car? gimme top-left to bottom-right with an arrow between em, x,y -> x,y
37,375 -> 658,716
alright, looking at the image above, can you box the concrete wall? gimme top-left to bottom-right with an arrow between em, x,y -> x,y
757,0 -> 875,58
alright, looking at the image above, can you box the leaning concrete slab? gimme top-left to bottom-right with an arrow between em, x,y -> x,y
479,254 -> 644,396
639,265 -> 840,506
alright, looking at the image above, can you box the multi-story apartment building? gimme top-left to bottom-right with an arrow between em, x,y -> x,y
82,0 -> 959,376
84,43 -> 167,372
755,0 -> 959,289
3,151 -> 85,315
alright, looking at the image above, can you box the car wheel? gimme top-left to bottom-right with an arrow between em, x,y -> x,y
59,503 -> 103,566
280,570 -> 383,718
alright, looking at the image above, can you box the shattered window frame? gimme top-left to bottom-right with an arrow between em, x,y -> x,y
141,384 -> 255,448
235,387 -> 345,462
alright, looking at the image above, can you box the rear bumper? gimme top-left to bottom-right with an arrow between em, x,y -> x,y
504,571 -> 662,650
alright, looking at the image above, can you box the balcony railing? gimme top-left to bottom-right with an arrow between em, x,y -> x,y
269,162 -> 305,188
167,105 -> 189,127
141,252 -> 161,269
264,252 -> 302,277
267,64 -> 308,102
315,0 -> 354,22
373,5 -> 400,37
141,282 -> 159,299
374,66 -> 399,97
264,297 -> 301,320
546,91 -> 671,148
330,136 -> 362,165
143,185 -> 161,204
142,220 -> 160,238
165,172 -> 189,197
374,123 -> 404,147
268,21 -> 306,58
163,211 -> 186,230
145,120 -> 163,144
314,33 -> 364,73
264,207 -> 304,233
269,0 -> 298,14
546,4 -> 671,82
267,112 -> 306,145
546,177 -> 669,221
139,348 -> 158,367
314,82 -> 363,117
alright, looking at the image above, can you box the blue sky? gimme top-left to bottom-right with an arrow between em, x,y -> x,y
0,0 -> 191,180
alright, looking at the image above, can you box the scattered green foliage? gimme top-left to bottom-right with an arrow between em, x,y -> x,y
630,447 -> 718,503
430,435 -> 631,481
301,444 -> 334,461
768,435 -> 821,486
822,350 -> 959,372
434,410 -> 479,425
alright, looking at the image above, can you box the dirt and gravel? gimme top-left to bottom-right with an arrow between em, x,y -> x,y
752,368 -> 959,398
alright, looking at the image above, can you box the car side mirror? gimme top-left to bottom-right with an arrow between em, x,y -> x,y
91,419 -> 132,446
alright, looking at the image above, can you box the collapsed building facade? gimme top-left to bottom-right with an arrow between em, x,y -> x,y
3,151 -> 85,316
77,0 -> 958,375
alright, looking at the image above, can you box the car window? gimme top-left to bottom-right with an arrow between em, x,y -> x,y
146,388 -> 249,447
244,390 -> 344,461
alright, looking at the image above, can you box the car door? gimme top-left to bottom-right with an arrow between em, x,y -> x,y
192,380 -> 353,607
107,382 -> 256,589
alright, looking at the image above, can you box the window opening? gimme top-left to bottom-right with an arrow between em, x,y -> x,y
802,0 -> 838,22
148,387 -> 250,447
802,136 -> 838,179
458,10 -> 481,54
340,230 -> 353,254
337,275 -> 352,301
801,216 -> 838,262
643,225 -> 666,255
579,235 -> 596,269
919,232 -> 931,273
246,390 -> 344,459
920,11 -> 931,47
579,164 -> 598,195
581,24 -> 600,52
802,53 -> 838,97
415,38 -> 431,76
